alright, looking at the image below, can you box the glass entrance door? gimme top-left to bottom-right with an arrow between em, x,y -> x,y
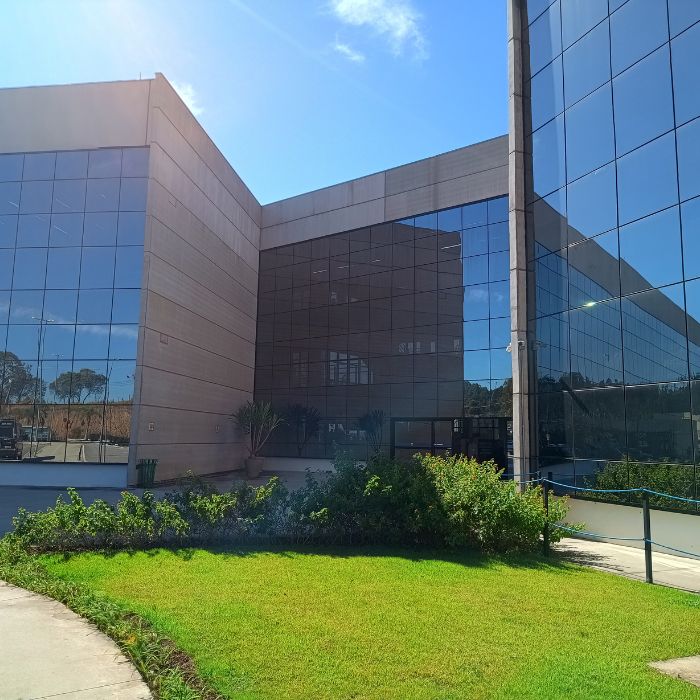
391,419 -> 455,460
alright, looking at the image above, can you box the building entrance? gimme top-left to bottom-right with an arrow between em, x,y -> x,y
390,418 -> 512,470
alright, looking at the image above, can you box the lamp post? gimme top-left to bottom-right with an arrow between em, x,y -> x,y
31,317 -> 54,457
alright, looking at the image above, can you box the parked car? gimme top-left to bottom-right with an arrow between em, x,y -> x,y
0,418 -> 24,461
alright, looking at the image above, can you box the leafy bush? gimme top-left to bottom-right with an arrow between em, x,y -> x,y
9,476 -> 288,553
5,456 -> 569,555
290,453 -> 569,552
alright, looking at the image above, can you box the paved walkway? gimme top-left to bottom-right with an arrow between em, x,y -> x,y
0,581 -> 151,699
554,537 -> 700,593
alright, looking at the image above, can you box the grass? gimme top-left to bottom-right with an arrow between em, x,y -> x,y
41,546 -> 700,700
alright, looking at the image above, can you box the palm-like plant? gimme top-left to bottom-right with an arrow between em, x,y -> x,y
285,403 -> 321,457
355,409 -> 385,454
232,401 -> 284,457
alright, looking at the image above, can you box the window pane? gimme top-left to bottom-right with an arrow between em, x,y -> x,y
681,197 -> 700,280
463,320 -> 490,350
610,0 -> 669,76
12,248 -> 47,289
563,19 -> 610,108
41,323 -> 75,359
530,55 -> 563,131
23,153 -> 55,181
0,182 -> 20,215
109,324 -> 138,359
0,250 -> 13,288
567,164 -> 617,241
20,181 -> 52,214
489,281 -> 510,318
17,214 -> 50,247
88,149 -> 122,178
530,189 -> 567,254
531,115 -> 566,198
568,229 -> 620,306
614,46 -> 674,157
677,117 -> 700,202
55,151 -> 88,179
437,207 -> 461,233
529,1 -> 561,76
0,215 -> 17,247
487,197 -> 508,224
462,201 -> 488,229
463,350 -> 491,381
111,289 -> 141,324
488,251 -> 509,282
0,154 -> 23,182
9,290 -> 44,324
570,298 -> 623,388
560,0 -> 607,49
49,213 -> 83,247
77,289 -> 113,324
672,22 -> 700,125
83,212 -> 118,246
571,387 -> 626,460
617,133 -> 678,225
670,0 -> 700,36
684,278 -> 700,378
43,290 -> 77,324
85,178 -> 120,212
489,317 -> 510,348
622,284 -> 688,384
80,247 -> 115,289
625,382 -> 692,463
619,207 -> 682,295
119,178 -> 147,211
52,179 -> 86,213
565,83 -> 614,182
73,324 -> 110,359
114,246 -> 144,288
46,247 -> 81,289
121,147 -> 149,177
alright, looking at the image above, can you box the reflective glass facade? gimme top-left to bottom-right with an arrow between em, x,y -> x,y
525,0 -> 700,507
0,147 -> 147,463
254,196 -> 512,462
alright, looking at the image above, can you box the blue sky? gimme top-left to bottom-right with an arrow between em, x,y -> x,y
1,0 -> 508,203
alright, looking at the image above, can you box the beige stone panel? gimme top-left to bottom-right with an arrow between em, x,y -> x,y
141,327 -> 253,389
149,218 -> 256,313
148,110 -> 260,248
148,181 -> 258,294
149,145 -> 259,270
138,365 -> 251,414
384,137 -> 508,196
262,172 -> 385,228
384,165 -> 508,221
148,74 -> 261,226
133,404 -> 238,446
146,257 -> 257,340
0,80 -> 149,154
132,440 -> 246,481
261,197 -> 385,249
142,292 -> 256,367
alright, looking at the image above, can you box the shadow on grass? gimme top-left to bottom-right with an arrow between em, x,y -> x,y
56,540 -> 586,576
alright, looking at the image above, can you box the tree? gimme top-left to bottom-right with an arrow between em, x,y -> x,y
232,401 -> 284,457
355,410 -> 385,454
49,368 -> 107,404
0,352 -> 41,413
285,404 -> 321,457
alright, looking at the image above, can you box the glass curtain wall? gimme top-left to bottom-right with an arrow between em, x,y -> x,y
524,0 -> 700,510
254,195 -> 512,461
0,147 -> 147,464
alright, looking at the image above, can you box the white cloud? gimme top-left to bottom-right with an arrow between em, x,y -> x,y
332,39 -> 366,62
330,0 -> 427,60
171,81 -> 204,117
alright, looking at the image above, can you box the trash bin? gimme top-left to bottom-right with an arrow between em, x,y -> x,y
136,458 -> 158,488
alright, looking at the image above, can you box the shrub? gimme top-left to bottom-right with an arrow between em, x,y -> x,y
5,456 -> 569,555
290,452 -> 569,552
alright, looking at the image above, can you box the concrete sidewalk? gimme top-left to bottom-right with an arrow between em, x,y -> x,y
0,581 -> 151,699
554,538 -> 700,594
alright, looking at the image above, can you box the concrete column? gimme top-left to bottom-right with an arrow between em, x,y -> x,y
508,0 -> 533,488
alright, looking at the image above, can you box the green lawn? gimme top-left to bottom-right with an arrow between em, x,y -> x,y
43,548 -> 700,700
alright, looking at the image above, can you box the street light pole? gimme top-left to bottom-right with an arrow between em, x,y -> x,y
31,317 -> 54,458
